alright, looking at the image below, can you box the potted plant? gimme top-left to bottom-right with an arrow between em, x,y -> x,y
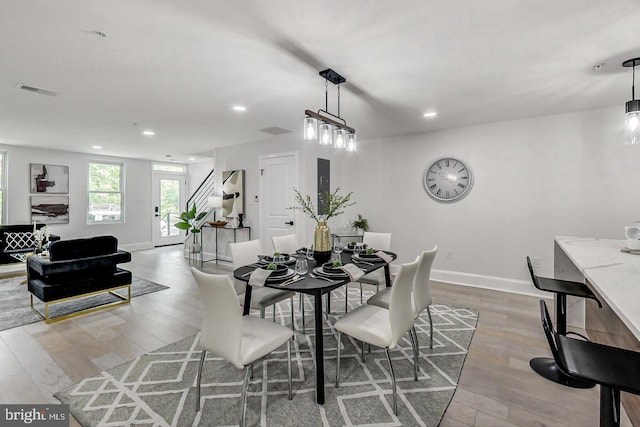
351,214 -> 369,235
289,187 -> 355,262
176,203 -> 207,253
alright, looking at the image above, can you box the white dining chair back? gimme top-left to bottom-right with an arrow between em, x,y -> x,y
389,258 -> 420,348
413,246 -> 438,316
272,234 -> 299,254
230,239 -> 262,270
362,232 -> 391,251
191,267 -> 243,368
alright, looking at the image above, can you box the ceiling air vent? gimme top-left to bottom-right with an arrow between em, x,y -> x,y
15,83 -> 58,97
259,126 -> 291,135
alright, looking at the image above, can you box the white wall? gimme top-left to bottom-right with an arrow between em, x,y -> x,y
1,145 -> 154,250
342,106 -> 640,293
211,106 -> 640,295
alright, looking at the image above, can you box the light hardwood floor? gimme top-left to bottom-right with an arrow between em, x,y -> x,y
0,246 -> 632,426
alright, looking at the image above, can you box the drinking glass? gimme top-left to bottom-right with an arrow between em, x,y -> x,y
330,252 -> 341,263
306,245 -> 314,260
353,242 -> 364,257
295,258 -> 308,275
274,254 -> 285,266
334,242 -> 344,254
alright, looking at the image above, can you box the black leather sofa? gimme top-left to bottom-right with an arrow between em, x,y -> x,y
27,235 -> 132,323
0,224 -> 60,264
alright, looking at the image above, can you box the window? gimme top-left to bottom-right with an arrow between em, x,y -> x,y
0,152 -> 5,223
153,163 -> 186,173
88,162 -> 123,223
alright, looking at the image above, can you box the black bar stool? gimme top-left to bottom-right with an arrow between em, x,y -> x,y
526,256 -> 602,388
540,300 -> 640,427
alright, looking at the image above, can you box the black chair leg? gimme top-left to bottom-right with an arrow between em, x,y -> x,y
529,357 -> 594,389
600,385 -> 621,427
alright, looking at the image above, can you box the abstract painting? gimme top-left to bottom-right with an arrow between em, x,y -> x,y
31,196 -> 69,224
30,163 -> 69,193
222,170 -> 244,217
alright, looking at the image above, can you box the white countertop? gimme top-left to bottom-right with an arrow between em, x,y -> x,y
555,236 -> 640,340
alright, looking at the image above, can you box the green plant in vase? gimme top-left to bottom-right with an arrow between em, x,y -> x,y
289,187 -> 355,263
176,203 -> 207,252
351,214 -> 369,234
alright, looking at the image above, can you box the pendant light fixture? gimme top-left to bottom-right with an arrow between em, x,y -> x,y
303,68 -> 357,151
623,57 -> 640,145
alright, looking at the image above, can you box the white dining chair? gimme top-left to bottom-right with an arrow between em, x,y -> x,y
272,234 -> 309,333
230,240 -> 295,327
191,268 -> 293,426
271,234 -> 299,255
334,258 -> 420,415
368,246 -> 438,357
351,232 -> 392,306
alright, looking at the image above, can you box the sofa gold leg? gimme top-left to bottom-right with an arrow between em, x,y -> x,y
30,284 -> 132,324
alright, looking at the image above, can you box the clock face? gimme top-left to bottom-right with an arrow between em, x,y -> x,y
423,157 -> 474,202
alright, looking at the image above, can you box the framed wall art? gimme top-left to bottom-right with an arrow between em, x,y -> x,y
31,195 -> 70,224
30,163 -> 69,193
221,170 -> 245,217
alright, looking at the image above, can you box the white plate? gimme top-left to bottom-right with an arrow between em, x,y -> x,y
259,257 -> 296,265
313,266 -> 348,278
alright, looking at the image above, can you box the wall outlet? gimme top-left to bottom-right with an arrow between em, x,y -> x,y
531,257 -> 541,268
446,250 -> 453,259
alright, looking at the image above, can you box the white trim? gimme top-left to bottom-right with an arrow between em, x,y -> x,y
388,264 -> 549,298
120,241 -> 154,251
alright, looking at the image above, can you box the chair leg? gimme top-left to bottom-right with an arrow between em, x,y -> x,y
408,328 -> 418,381
287,340 -> 293,400
600,385 -> 621,427
195,350 -> 206,412
360,282 -> 364,304
411,326 -> 420,360
302,295 -> 306,334
249,363 -> 254,379
260,307 -> 265,318
427,306 -> 433,349
239,366 -> 251,427
361,341 -> 366,363
385,348 -> 398,415
335,332 -> 341,387
290,296 -> 295,332
273,305 -> 276,321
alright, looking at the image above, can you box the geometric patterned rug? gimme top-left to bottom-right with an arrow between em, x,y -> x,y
55,289 -> 477,426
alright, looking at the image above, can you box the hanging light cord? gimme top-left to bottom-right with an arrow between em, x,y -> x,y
633,63 -> 636,101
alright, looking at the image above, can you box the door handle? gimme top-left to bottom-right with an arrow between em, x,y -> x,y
285,221 -> 294,225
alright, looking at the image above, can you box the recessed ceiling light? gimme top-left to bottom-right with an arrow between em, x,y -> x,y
423,112 -> 437,118
188,157 -> 196,161
232,105 -> 247,112
142,130 -> 155,136
92,145 -> 103,149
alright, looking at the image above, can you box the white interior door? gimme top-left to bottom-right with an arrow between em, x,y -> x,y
259,153 -> 298,253
152,172 -> 186,246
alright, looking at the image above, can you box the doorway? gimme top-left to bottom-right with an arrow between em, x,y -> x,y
259,152 -> 299,252
152,172 -> 186,246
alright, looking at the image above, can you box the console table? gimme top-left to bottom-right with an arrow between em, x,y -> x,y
200,225 -> 251,265
554,236 -> 640,425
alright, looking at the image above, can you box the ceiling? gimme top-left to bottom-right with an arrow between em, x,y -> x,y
1,0 -> 639,163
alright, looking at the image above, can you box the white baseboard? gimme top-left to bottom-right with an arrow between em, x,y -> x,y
121,241 -> 154,252
431,269 -> 550,298
389,264 -> 549,298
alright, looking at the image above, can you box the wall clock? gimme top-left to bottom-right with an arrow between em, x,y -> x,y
423,157 -> 474,202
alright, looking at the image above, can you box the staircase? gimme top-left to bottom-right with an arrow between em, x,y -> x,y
184,169 -> 215,250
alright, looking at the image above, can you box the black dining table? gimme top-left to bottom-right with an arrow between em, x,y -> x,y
233,250 -> 397,405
